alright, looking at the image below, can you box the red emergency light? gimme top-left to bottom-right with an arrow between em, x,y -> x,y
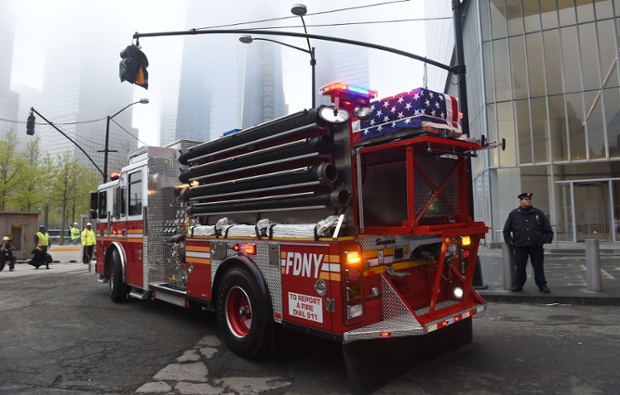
320,82 -> 377,106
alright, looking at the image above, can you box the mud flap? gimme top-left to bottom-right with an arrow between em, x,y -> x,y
342,318 -> 473,395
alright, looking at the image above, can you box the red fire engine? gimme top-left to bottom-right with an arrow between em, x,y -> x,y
91,83 -> 491,362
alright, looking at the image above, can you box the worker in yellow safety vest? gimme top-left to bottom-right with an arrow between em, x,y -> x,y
33,225 -> 51,269
81,223 -> 96,264
70,222 -> 81,245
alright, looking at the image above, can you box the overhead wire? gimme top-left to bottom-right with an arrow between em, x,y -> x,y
192,0 -> 445,33
193,0 -> 413,30
110,118 -> 149,146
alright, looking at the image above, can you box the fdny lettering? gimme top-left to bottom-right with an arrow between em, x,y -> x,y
283,252 -> 324,278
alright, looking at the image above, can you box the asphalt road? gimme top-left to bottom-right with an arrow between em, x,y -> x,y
1,262 -> 620,394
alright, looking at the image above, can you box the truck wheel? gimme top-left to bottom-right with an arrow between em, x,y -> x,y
216,267 -> 272,359
109,249 -> 130,303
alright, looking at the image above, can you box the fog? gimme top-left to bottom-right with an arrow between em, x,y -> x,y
8,0 -> 431,145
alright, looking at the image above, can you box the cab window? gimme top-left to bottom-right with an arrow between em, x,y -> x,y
128,171 -> 143,216
120,187 -> 127,217
98,191 -> 107,219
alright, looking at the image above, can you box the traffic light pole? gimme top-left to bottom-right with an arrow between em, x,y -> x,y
28,107 -> 105,179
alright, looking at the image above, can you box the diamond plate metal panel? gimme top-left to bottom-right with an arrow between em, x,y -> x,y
343,274 -> 423,343
209,240 -> 283,324
145,156 -> 180,286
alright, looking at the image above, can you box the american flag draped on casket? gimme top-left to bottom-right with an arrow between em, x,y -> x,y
352,87 -> 462,144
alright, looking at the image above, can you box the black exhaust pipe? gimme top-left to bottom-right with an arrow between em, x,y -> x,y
179,135 -> 332,184
181,163 -> 338,201
186,189 -> 351,215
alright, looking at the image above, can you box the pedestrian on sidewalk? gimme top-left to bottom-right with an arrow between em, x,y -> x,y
34,225 -> 51,269
0,236 -> 17,272
81,223 -> 95,264
503,192 -> 554,293
70,222 -> 81,245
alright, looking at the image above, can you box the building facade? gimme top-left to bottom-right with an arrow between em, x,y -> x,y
33,10 -> 139,178
173,1 -> 287,144
0,4 -> 18,135
426,0 -> 620,243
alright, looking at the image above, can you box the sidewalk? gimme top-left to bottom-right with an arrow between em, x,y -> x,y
476,241 -> 620,306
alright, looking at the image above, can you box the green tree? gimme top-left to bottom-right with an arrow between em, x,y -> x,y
13,137 -> 46,212
47,151 -> 99,244
0,129 -> 22,210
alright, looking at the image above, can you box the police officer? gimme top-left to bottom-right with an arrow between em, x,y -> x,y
503,192 -> 554,293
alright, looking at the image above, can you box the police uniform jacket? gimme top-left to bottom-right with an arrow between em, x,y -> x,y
503,206 -> 553,247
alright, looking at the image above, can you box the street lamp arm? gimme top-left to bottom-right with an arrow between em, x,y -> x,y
109,99 -> 149,120
250,37 -> 311,55
29,107 -> 105,178
102,98 -> 149,183
133,29 -> 452,72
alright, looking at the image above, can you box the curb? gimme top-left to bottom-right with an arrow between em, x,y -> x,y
478,291 -> 620,306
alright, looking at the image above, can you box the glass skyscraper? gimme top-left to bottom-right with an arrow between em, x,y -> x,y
426,0 -> 620,243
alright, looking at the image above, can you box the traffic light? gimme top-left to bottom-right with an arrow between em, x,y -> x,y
26,111 -> 35,135
119,44 -> 149,90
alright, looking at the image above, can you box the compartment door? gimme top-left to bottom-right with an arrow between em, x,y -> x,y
280,243 -> 333,332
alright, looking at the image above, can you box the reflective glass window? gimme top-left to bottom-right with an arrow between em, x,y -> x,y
519,165 -> 552,220
597,19 -> 619,88
526,32 -> 546,97
510,36 -> 528,99
484,42 -> 496,102
515,99 -> 533,164
579,23 -> 602,91
487,104 -> 500,167
561,26 -> 582,92
543,29 -> 564,95
540,0 -> 559,30
548,95 -> 569,161
558,0 -> 577,26
524,0 -> 542,32
604,87 -> 620,158
584,90 -> 606,158
566,92 -> 587,160
490,0 -> 508,39
481,0 -> 492,41
507,0 -> 524,36
553,181 -> 574,241
498,101 -> 517,166
576,0 -> 595,22
493,39 -> 511,101
595,0 -> 613,18
531,97 -> 551,163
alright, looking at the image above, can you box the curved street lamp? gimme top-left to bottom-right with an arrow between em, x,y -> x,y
102,98 -> 149,182
290,4 -> 316,108
239,35 -> 316,108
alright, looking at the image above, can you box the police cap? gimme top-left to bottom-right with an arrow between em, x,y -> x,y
518,192 -> 533,200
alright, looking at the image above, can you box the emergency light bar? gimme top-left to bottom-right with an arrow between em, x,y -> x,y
320,82 -> 377,104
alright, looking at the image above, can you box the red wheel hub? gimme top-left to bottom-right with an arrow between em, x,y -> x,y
225,286 -> 252,338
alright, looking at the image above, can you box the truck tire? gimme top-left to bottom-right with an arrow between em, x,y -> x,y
109,249 -> 130,303
216,267 -> 272,359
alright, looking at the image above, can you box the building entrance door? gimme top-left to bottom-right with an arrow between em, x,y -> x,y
573,182 -> 609,241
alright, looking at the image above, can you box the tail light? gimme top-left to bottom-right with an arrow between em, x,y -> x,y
342,244 -> 364,323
